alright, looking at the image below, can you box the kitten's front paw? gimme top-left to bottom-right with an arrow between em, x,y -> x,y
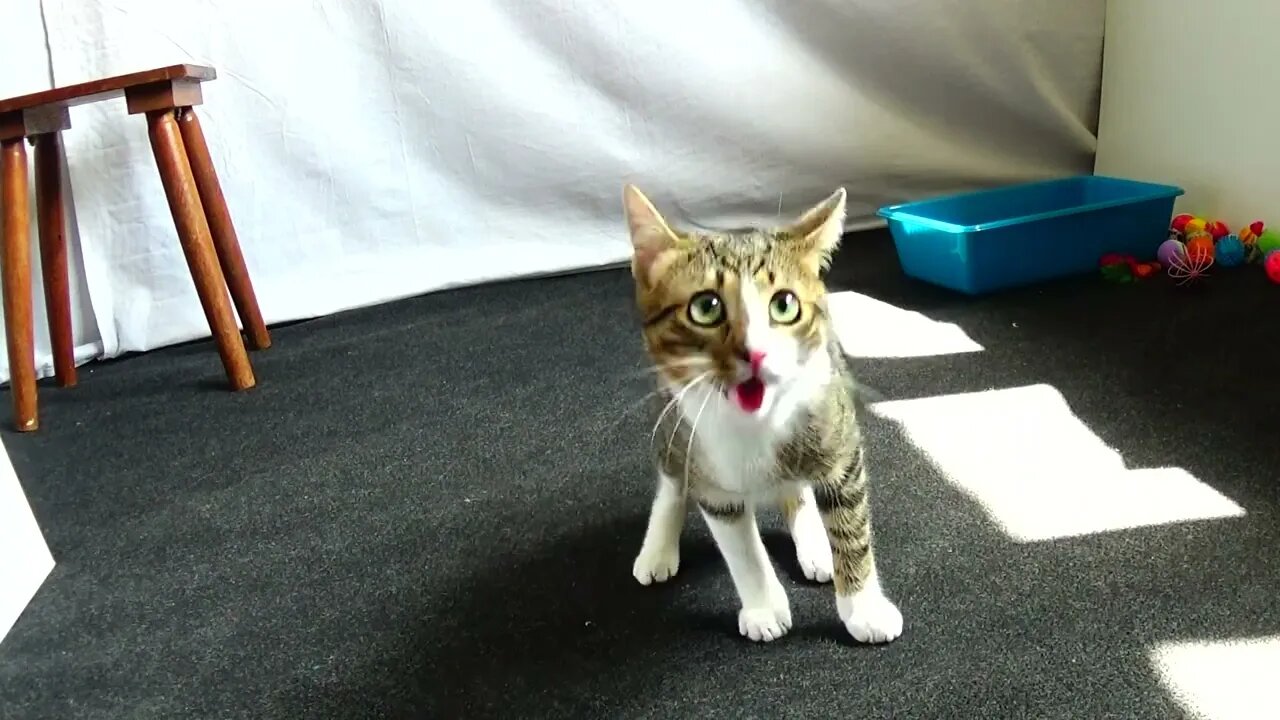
738,604 -> 792,642
787,491 -> 833,583
632,544 -> 679,585
838,590 -> 903,644
794,531 -> 834,584
738,583 -> 792,642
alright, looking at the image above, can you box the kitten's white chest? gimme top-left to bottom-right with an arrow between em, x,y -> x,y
700,423 -> 776,496
679,388 -> 793,500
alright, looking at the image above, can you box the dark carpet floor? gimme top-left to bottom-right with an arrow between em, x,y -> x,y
1,229 -> 1278,719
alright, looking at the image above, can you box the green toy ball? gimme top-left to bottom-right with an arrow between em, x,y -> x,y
1257,229 -> 1280,256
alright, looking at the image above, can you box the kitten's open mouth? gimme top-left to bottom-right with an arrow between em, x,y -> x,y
733,377 -> 766,413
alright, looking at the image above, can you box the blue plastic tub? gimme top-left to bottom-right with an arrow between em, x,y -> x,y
876,175 -> 1185,295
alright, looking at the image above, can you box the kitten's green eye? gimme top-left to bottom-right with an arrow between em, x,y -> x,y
687,291 -> 725,327
769,290 -> 801,325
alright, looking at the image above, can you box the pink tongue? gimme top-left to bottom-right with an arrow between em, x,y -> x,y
734,378 -> 765,412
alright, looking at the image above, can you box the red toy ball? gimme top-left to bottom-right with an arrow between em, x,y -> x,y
1171,214 -> 1196,232
1206,220 -> 1230,239
1266,251 -> 1280,284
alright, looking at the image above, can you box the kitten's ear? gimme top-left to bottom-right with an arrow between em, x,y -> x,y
784,187 -> 847,273
623,184 -> 680,285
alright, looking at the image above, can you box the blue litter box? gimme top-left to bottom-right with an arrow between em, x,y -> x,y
876,175 -> 1185,295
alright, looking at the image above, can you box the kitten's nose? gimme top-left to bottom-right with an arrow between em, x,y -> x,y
747,350 -> 767,375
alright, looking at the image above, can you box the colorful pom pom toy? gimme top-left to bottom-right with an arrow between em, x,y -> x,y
1258,229 -> 1280,256
1265,250 -> 1280,284
1152,211 -> 1280,286
1216,234 -> 1246,267
1157,239 -> 1187,266
1246,241 -> 1265,264
1166,239 -> 1214,285
1098,253 -> 1160,283
1239,221 -> 1265,245
1186,235 -> 1215,263
1171,214 -> 1196,232
1206,220 -> 1230,239
1184,230 -> 1213,247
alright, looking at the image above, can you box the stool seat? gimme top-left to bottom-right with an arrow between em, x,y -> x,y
0,63 -> 270,431
0,64 -> 214,114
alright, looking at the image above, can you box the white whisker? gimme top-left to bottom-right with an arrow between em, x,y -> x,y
610,360 -> 711,429
610,388 -> 662,427
622,357 -> 709,380
663,374 -> 711,465
682,382 -> 717,489
640,360 -> 709,377
652,372 -> 709,454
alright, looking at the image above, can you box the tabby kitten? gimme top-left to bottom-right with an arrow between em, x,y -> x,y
623,184 -> 903,644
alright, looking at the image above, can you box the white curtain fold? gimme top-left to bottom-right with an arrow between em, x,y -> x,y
0,0 -> 103,385
0,0 -> 1106,380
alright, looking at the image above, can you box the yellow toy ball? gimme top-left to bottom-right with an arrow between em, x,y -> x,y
1183,217 -> 1207,235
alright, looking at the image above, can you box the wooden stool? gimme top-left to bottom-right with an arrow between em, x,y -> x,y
0,64 -> 270,431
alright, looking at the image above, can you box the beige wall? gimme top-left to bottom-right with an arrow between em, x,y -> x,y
1095,0 -> 1280,226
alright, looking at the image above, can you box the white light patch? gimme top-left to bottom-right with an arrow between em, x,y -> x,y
872,384 -> 1245,542
826,291 -> 984,358
0,438 -> 55,645
1151,636 -> 1280,720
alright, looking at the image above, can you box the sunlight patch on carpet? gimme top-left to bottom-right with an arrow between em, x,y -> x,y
826,291 -> 984,358
1150,636 -> 1280,720
871,384 -> 1245,542
0,438 -> 55,646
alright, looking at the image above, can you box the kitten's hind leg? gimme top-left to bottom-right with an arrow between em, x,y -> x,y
633,472 -> 686,585
699,495 -> 791,642
782,486 -> 834,583
815,455 -> 903,644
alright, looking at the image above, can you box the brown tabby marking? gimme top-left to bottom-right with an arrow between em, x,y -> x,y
635,227 -> 829,386
628,184 -> 879,599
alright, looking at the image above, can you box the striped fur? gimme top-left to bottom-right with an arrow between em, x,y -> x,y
624,185 -> 903,644
649,339 -> 875,596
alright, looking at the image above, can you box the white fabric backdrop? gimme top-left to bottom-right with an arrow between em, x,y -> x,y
0,0 -> 1105,381
0,1 -> 103,384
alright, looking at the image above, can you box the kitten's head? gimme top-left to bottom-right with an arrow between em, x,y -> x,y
623,184 -> 846,418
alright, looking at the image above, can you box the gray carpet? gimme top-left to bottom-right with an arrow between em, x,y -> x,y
1,229 -> 1278,719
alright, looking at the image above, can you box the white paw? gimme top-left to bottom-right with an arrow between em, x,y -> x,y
786,489 -> 833,583
738,604 -> 792,642
838,589 -> 903,644
794,533 -> 833,584
737,581 -> 792,642
632,544 -> 680,585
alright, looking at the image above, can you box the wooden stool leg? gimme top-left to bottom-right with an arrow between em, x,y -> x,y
145,109 -> 255,391
1,139 -> 38,431
176,108 -> 271,351
34,133 -> 77,387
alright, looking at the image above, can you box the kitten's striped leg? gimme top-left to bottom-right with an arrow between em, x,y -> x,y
814,454 -> 903,644
633,472 -> 686,585
782,486 -> 834,583
699,494 -> 791,642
